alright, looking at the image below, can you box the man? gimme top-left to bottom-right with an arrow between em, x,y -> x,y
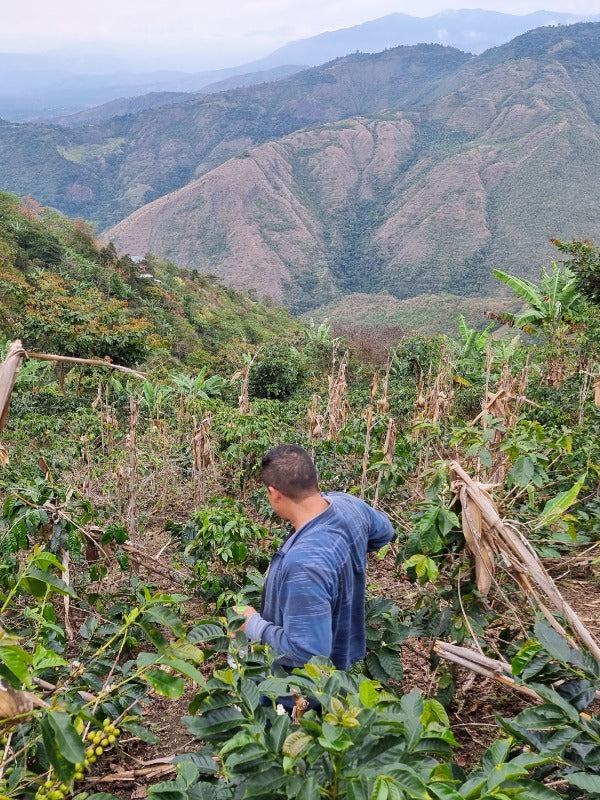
234,444 -> 394,672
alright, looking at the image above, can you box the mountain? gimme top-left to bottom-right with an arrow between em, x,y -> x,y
0,55 -> 307,122
2,9 -> 598,122
261,9 -> 600,66
0,44 -> 469,227
46,67 -> 307,128
103,23 -> 600,317
3,23 -> 600,331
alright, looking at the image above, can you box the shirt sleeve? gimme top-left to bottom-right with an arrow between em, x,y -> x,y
244,556 -> 335,666
365,504 -> 395,552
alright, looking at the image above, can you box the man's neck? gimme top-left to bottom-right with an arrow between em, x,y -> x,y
287,493 -> 330,532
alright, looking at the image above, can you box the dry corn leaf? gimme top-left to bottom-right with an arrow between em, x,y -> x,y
0,687 -> 33,719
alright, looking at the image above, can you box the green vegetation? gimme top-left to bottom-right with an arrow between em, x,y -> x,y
0,194 -> 600,798
56,139 -> 125,165
0,192 -> 299,370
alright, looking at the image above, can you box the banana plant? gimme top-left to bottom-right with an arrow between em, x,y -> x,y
492,264 -> 586,335
171,368 -> 227,401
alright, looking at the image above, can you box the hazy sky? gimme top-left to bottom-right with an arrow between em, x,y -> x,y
3,0 -> 600,68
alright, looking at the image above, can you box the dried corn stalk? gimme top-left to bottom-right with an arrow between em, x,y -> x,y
307,394 -> 324,439
450,461 -> 600,661
360,372 -> 379,499
414,359 -> 454,426
546,358 -> 568,389
232,359 -> 252,415
457,478 -> 497,598
471,360 -> 530,482
373,417 -> 397,508
377,355 -> 391,414
192,414 -> 214,508
326,352 -> 348,440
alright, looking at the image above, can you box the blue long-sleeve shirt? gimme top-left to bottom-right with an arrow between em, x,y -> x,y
245,492 -> 394,670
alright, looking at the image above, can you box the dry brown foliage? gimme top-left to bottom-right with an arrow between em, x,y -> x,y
192,414 -> 215,508
450,460 -> 600,661
471,356 -> 531,482
307,394 -> 325,439
325,351 -> 349,440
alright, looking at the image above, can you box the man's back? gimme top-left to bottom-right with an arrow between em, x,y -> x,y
248,492 -> 394,669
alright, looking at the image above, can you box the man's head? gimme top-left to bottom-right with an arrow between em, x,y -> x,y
261,444 -> 319,501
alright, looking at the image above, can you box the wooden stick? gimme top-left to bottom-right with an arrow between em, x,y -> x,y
86,763 -> 176,782
127,395 -> 139,539
26,351 -> 146,380
62,550 -> 74,641
33,677 -> 95,703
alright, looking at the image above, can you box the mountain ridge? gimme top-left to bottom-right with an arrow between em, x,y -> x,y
2,9 -> 598,121
103,23 -> 600,318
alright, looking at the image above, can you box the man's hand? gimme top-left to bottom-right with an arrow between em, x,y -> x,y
232,604 -> 257,632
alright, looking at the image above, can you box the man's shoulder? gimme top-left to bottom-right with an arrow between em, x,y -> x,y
324,491 -> 362,506
325,492 -> 374,515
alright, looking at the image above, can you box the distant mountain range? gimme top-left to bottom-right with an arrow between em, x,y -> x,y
258,9 -> 600,65
1,9 -> 598,121
2,21 -> 600,331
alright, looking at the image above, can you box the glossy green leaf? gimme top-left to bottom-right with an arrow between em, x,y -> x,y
143,668 -> 185,698
566,772 -> 600,793
0,644 -> 32,686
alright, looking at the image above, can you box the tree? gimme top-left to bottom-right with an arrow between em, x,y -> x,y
551,238 -> 600,306
16,273 -> 157,366
250,342 -> 305,399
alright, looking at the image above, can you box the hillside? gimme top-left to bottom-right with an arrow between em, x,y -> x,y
47,66 -> 308,128
3,24 -> 600,329
0,192 -> 298,369
105,23 -> 600,315
0,44 -> 471,227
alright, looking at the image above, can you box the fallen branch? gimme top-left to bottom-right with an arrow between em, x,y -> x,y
434,640 -> 543,703
435,640 -> 600,711
86,763 -> 176,782
122,542 -> 185,583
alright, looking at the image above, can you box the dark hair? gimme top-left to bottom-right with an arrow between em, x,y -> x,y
261,445 -> 319,500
